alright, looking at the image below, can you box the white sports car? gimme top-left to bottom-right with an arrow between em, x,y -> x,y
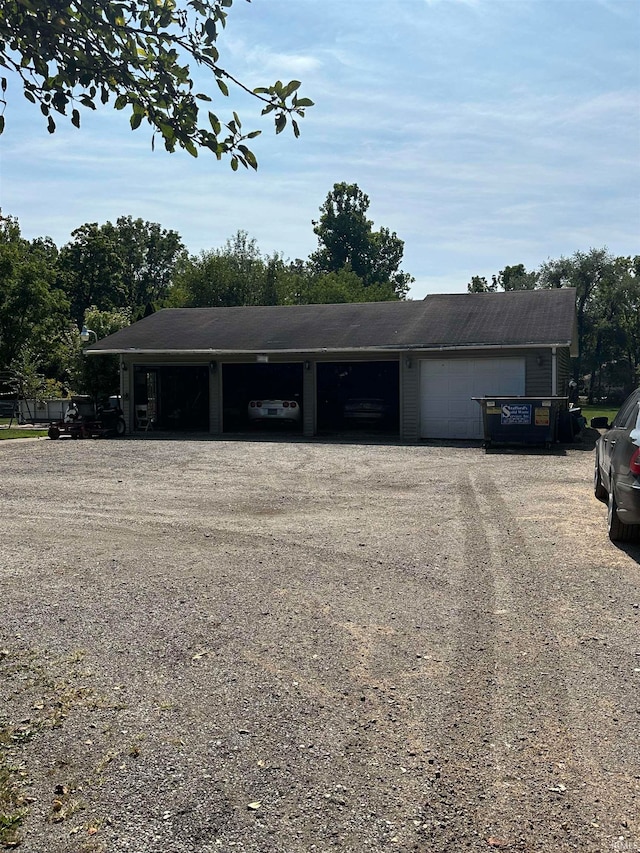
248,399 -> 302,424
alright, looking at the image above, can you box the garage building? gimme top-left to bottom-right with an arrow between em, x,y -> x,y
87,288 -> 578,442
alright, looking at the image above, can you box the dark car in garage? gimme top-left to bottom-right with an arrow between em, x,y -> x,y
343,397 -> 389,424
594,387 -> 640,542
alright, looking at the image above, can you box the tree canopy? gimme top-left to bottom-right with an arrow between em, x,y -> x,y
57,216 -> 186,326
0,215 -> 68,371
0,0 -> 313,166
169,230 -> 271,308
310,183 -> 413,298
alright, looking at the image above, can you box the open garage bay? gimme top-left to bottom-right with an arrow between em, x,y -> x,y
316,361 -> 399,436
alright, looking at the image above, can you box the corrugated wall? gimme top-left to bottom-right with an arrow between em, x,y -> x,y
556,348 -> 572,396
400,358 -> 421,443
525,351 -> 551,396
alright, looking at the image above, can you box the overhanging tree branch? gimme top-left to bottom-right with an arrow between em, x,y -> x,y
0,0 -> 313,167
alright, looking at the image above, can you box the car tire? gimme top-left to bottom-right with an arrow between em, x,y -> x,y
594,459 -> 607,502
115,417 -> 126,437
48,426 -> 60,440
607,486 -> 638,542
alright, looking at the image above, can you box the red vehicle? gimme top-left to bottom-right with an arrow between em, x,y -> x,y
48,397 -> 126,440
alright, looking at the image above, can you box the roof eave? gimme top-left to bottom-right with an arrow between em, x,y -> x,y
87,341 -> 575,356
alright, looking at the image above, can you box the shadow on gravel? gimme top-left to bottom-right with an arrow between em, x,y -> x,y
480,429 -> 602,457
612,539 -> 640,564
105,428 -> 602,454
567,427 -> 601,452
484,445 -> 569,457
125,431 -> 409,447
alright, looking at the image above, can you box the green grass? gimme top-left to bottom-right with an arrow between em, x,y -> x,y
0,427 -> 48,440
0,646 -> 98,847
581,404 -> 619,426
0,417 -> 48,439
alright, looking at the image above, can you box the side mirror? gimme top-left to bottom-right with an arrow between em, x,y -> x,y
590,416 -> 610,429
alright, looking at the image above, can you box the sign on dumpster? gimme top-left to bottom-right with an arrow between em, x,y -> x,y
535,407 -> 550,426
501,403 -> 531,425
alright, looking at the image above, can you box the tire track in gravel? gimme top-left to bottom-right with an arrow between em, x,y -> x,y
423,469 -> 605,852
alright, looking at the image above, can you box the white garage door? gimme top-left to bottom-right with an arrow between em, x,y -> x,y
420,357 -> 525,439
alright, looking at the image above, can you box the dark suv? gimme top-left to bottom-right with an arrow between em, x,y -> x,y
594,387 -> 640,541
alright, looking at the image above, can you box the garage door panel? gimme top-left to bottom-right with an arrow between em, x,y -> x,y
422,416 -> 478,439
420,358 -> 525,439
448,399 -> 476,418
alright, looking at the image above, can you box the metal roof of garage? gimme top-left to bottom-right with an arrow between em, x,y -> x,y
87,287 -> 578,355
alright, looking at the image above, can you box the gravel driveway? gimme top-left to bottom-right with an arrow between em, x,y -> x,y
1,435 -> 638,853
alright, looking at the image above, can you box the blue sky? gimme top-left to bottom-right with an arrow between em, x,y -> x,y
1,0 -> 638,298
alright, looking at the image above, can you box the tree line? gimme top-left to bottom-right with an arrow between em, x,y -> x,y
2,177 -> 636,406
0,182 -> 412,401
468,249 -> 640,403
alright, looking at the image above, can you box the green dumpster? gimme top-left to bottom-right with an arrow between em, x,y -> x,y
472,396 -> 568,449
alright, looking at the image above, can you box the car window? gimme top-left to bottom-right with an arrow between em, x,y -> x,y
611,392 -> 640,429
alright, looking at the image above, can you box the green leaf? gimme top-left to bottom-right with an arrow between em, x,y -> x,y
0,116 -> 4,135
283,80 -> 301,98
275,113 -> 286,134
208,112 -> 221,135
159,123 -> 175,141
47,115 -> 56,134
230,156 -> 238,171
216,78 -> 229,97
71,109 -> 80,128
130,112 -> 143,130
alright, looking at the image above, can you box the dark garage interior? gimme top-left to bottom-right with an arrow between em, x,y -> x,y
316,361 -> 399,435
133,365 -> 209,431
222,362 -> 304,432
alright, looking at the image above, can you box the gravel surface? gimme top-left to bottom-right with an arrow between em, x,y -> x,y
0,434 -> 638,853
